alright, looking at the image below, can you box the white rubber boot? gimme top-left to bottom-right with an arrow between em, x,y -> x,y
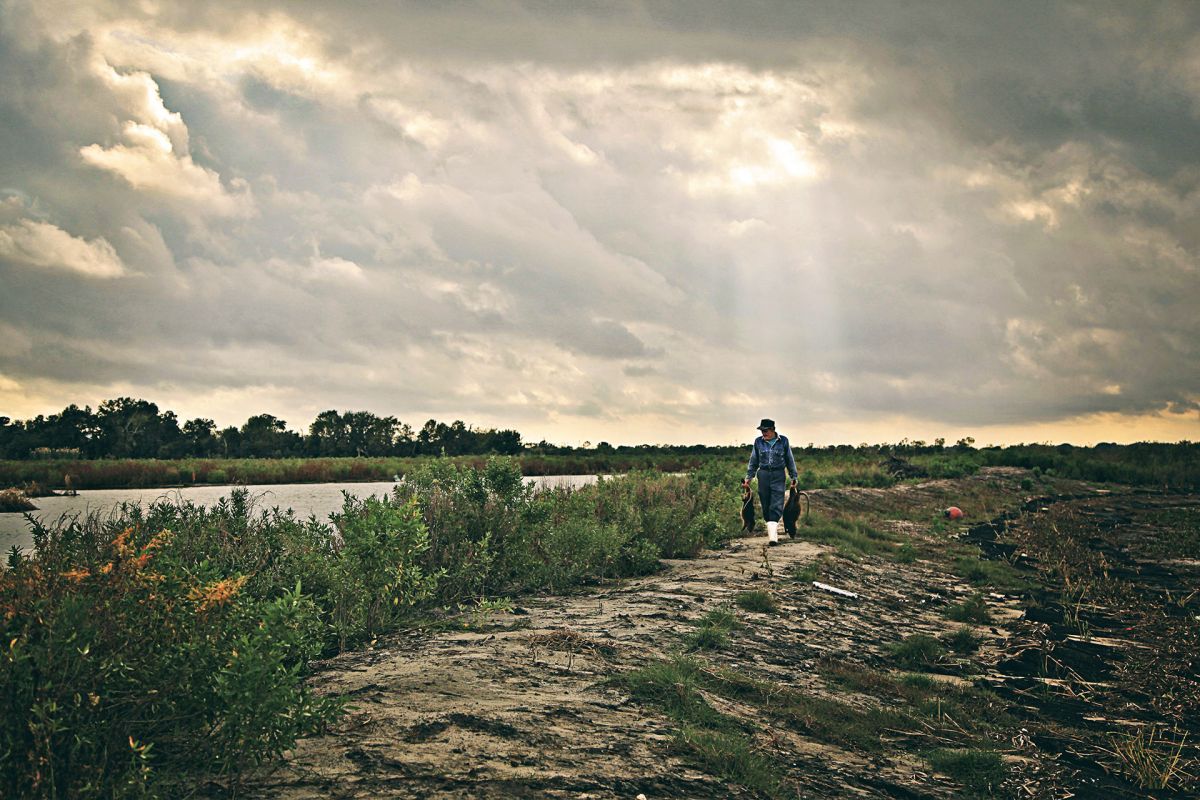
766,521 -> 779,545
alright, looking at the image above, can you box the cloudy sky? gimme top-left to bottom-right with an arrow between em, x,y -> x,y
0,1 -> 1197,446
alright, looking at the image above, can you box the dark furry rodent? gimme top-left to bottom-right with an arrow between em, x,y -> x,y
740,484 -> 755,533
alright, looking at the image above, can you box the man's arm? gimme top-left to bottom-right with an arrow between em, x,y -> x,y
746,439 -> 760,482
784,437 -> 798,480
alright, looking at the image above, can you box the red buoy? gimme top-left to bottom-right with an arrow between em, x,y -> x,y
944,506 -> 964,520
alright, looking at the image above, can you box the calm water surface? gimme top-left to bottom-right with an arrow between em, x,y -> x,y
0,475 -> 599,555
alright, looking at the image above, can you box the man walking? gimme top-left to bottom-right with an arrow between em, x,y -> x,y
743,418 -> 798,546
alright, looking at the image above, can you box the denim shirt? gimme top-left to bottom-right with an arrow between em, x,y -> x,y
746,434 -> 798,481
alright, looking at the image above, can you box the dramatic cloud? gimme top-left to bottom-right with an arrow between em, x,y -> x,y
0,218 -> 127,278
0,0 -> 1197,444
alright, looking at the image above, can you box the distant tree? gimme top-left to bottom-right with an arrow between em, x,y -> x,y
485,428 -> 522,455
181,418 -> 219,457
394,421 -> 416,456
308,410 -> 348,456
95,398 -> 177,458
417,419 -> 441,455
442,420 -> 470,455
239,414 -> 302,458
0,416 -> 23,459
20,405 -> 102,457
344,411 -> 398,457
218,426 -> 242,458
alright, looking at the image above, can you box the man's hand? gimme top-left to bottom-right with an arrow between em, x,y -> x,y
742,478 -> 750,488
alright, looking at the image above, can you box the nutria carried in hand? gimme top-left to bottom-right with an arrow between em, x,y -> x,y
740,484 -> 756,533
782,483 -> 808,537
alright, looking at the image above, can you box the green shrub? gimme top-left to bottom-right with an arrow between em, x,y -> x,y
326,492 -> 441,649
0,520 -> 339,796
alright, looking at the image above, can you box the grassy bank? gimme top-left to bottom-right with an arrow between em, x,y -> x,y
0,450 -> 905,491
4,442 -> 1193,495
0,458 -> 746,797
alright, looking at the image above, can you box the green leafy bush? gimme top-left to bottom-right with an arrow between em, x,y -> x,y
0,521 -> 339,796
326,493 -> 441,649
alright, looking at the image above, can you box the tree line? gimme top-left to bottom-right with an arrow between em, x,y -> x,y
0,399 -> 523,460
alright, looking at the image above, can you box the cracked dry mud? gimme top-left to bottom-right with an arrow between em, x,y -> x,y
244,471 -> 1195,799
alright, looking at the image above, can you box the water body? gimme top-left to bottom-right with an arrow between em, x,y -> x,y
0,475 -> 599,555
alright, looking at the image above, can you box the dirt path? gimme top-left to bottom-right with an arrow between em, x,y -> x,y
244,472 -> 1198,799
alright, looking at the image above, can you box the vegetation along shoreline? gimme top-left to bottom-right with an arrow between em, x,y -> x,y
2,449 -> 1198,797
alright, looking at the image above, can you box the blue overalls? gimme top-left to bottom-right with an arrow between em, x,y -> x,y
746,433 -> 798,522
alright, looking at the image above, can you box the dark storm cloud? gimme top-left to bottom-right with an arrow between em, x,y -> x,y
0,0 -> 1197,441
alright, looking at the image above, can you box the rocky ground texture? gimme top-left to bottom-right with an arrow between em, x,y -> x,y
244,469 -> 1199,799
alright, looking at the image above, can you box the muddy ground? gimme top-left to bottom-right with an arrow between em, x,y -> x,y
243,469 -> 1198,799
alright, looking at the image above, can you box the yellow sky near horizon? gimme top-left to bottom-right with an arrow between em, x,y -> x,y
2,379 -> 1196,448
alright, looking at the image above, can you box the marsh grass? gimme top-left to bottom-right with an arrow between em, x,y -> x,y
927,748 -> 1007,796
793,555 -> 831,583
1103,728 -> 1195,791
952,555 -> 1029,593
802,517 -> 899,559
947,593 -> 993,624
685,605 -> 742,651
889,634 -> 946,670
0,459 -> 748,796
675,726 -> 785,796
941,626 -> 983,654
734,589 -> 779,614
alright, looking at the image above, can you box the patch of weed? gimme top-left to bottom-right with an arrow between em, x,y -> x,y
927,748 -> 1007,796
947,593 -> 993,624
821,662 -> 1015,733
894,542 -> 918,563
699,605 -> 742,631
952,555 -> 1028,593
614,657 -> 734,731
675,725 -> 784,797
614,659 -> 789,798
702,668 -> 905,753
685,625 -> 730,651
734,590 -> 779,615
1105,726 -> 1196,791
941,626 -> 983,654
803,517 -> 898,559
684,604 -> 741,651
900,673 -> 936,691
793,555 -> 830,583
889,634 -> 945,670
